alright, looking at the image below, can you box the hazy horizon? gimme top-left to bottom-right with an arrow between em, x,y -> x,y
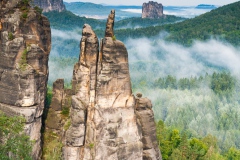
63,0 -> 239,6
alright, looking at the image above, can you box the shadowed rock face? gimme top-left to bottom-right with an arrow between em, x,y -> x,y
142,1 -> 164,19
32,0 -> 65,12
0,0 -> 51,159
62,10 -> 162,160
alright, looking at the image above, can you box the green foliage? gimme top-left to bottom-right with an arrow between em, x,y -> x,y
211,72 -> 235,96
22,12 -> 28,19
157,120 -> 240,160
8,32 -> 14,41
43,130 -> 62,160
63,119 -> 71,130
225,147 -> 240,160
114,1 -> 240,46
43,11 -> 104,30
43,10 -> 184,32
89,143 -> 94,149
61,106 -> 70,117
34,6 -> 43,14
112,35 -> 116,41
20,49 -> 28,71
0,112 -> 32,160
22,0 -> 30,5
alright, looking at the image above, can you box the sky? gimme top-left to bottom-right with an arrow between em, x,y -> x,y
63,0 -> 239,6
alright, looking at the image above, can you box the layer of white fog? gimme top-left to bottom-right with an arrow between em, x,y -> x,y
126,36 -> 240,80
48,29 -> 240,149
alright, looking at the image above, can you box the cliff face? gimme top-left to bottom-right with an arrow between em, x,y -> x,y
0,0 -> 51,159
60,10 -> 162,160
32,0 -> 65,12
142,1 -> 164,18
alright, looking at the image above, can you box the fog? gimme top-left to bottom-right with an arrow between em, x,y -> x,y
48,29 -> 240,150
126,36 -> 240,81
48,29 -> 240,85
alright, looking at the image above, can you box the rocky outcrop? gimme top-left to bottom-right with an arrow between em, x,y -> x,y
62,10 -> 162,160
32,0 -> 66,12
135,93 -> 161,159
43,79 -> 72,159
142,1 -> 164,19
0,0 -> 51,159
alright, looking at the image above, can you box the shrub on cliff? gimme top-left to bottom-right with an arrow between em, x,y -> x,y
0,112 -> 32,160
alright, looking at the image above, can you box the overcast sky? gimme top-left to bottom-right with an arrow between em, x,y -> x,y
63,0 -> 238,6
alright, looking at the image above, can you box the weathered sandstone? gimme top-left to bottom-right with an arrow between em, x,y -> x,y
61,10 -> 162,160
0,0 -> 51,159
142,1 -> 164,19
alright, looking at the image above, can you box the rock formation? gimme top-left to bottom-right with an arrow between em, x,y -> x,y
61,10 -> 162,160
32,0 -> 66,12
142,1 -> 164,19
0,0 -> 51,159
43,79 -> 72,159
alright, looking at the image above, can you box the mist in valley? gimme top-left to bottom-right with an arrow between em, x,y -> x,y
49,29 -> 240,151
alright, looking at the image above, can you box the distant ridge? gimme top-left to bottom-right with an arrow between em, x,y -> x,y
114,1 -> 240,45
196,4 -> 217,9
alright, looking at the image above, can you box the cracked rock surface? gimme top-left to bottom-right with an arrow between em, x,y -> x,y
0,0 -> 51,159
62,10 -> 162,160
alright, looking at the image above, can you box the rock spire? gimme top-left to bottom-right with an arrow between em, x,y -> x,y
61,10 -> 162,160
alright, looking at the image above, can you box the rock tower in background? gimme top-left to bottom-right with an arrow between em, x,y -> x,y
142,1 -> 164,18
0,0 -> 51,159
32,0 -> 65,12
61,10 -> 162,160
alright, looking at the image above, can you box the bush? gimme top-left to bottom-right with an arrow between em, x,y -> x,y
22,12 -> 28,19
61,106 -> 69,117
112,35 -> 116,41
34,6 -> 43,14
8,32 -> 14,41
20,49 -> 28,71
0,112 -> 32,159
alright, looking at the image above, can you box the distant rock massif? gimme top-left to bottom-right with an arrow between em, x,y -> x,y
32,0 -> 65,12
0,0 -> 51,159
45,10 -> 162,160
142,1 -> 164,18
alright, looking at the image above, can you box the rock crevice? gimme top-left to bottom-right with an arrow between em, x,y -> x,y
61,10 -> 162,160
0,0 -> 51,159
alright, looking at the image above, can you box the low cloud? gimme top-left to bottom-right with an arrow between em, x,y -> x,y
51,29 -> 82,41
126,36 -> 240,80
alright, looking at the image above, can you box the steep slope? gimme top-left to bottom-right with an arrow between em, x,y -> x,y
0,0 -> 51,159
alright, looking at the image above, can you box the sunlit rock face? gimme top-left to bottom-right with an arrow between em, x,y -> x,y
32,0 -> 65,12
0,0 -> 51,159
62,10 -> 162,160
142,1 -> 164,19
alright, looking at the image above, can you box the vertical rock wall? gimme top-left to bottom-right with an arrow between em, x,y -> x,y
0,0 -> 51,159
142,1 -> 164,19
62,10 -> 162,160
